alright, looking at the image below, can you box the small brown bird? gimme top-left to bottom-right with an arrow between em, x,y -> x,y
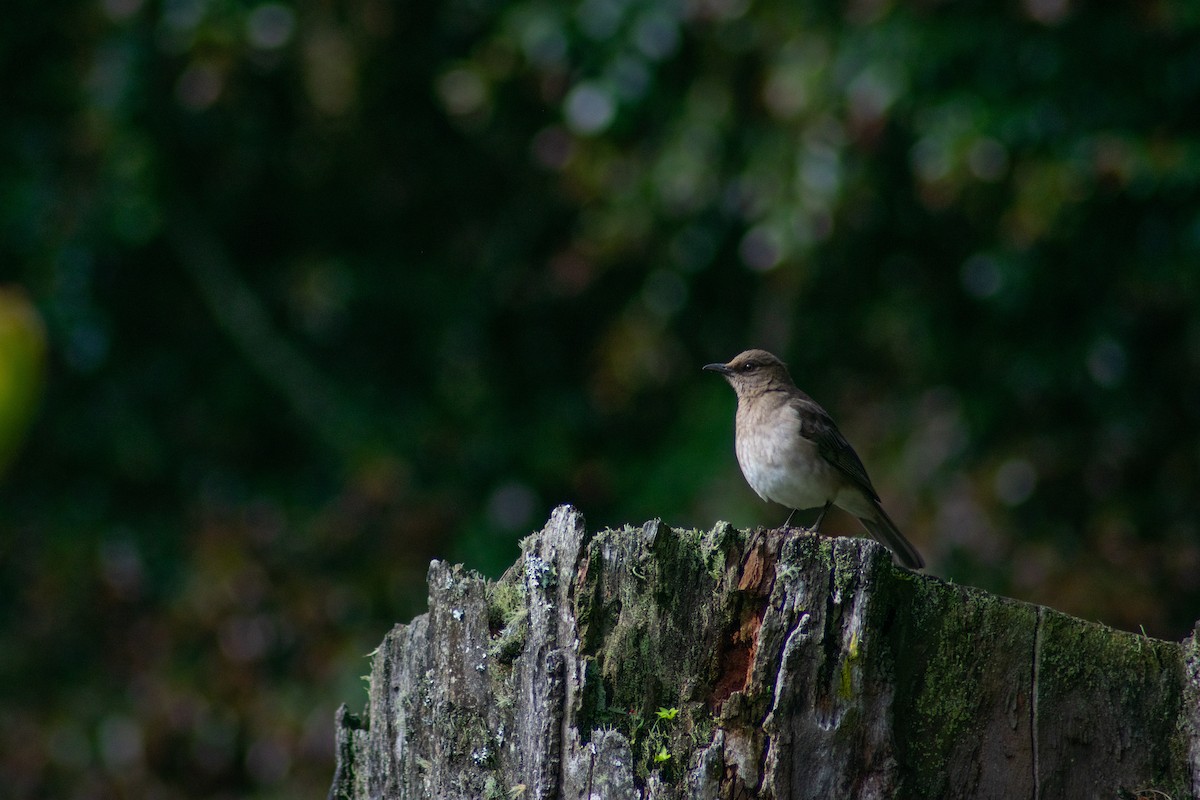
704,349 -> 925,569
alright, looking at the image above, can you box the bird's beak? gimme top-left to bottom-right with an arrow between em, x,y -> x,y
703,362 -> 733,376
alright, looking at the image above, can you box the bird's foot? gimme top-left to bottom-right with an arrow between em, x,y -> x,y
808,501 -> 833,535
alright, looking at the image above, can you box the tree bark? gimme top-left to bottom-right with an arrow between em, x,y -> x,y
329,505 -> 1199,799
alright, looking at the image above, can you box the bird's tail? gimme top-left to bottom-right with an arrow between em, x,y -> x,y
859,502 -> 925,570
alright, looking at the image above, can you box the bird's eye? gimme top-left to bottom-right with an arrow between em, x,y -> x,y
740,361 -> 757,372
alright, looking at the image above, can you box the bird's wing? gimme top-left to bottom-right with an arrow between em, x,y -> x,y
794,398 -> 881,500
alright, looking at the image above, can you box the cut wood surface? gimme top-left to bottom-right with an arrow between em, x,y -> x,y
329,505 -> 1200,799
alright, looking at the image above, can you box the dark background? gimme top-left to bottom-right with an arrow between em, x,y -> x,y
2,0 -> 1199,796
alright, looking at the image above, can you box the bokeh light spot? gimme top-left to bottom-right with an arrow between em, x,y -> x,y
1023,0 -> 1070,24
995,458 -> 1038,506
437,67 -> 489,117
1087,337 -> 1126,388
531,125 -> 575,169
641,270 -> 688,319
486,482 -> 538,532
739,224 -> 783,271
99,716 -> 144,771
247,3 -> 296,50
968,137 -> 1010,181
102,0 -> 144,22
960,253 -> 1004,299
633,13 -> 680,61
564,82 -> 616,135
247,736 -> 292,785
175,62 -> 223,110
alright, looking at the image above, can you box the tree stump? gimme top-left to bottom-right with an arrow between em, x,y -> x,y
328,505 -> 1200,799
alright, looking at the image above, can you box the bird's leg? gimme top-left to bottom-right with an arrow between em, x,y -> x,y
783,508 -> 797,529
811,501 -> 833,533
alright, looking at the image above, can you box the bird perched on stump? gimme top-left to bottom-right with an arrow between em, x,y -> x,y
704,349 -> 925,570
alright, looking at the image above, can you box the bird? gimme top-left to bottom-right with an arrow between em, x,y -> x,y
704,349 -> 925,569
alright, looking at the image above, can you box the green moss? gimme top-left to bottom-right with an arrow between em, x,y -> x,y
486,576 -> 525,628
889,576 -> 1039,796
570,522 -> 737,784
1036,609 -> 1187,793
700,521 -> 737,581
887,570 -> 1193,798
837,630 -> 860,700
575,657 -> 608,743
1037,609 -> 1180,702
688,710 -> 715,751
428,696 -> 502,794
486,573 -> 528,664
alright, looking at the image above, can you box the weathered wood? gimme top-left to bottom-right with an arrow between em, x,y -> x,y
329,505 -> 1199,799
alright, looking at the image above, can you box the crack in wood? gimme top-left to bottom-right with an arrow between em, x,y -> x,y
710,531 -> 778,710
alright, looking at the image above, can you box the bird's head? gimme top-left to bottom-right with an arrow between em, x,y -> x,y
703,349 -> 794,396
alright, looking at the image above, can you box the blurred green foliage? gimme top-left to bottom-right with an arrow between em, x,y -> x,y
3,0 -> 1200,796
0,288 -> 45,474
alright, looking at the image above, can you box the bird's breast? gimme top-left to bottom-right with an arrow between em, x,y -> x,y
735,404 -> 841,510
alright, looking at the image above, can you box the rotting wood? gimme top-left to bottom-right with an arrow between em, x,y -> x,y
329,505 -> 1200,800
